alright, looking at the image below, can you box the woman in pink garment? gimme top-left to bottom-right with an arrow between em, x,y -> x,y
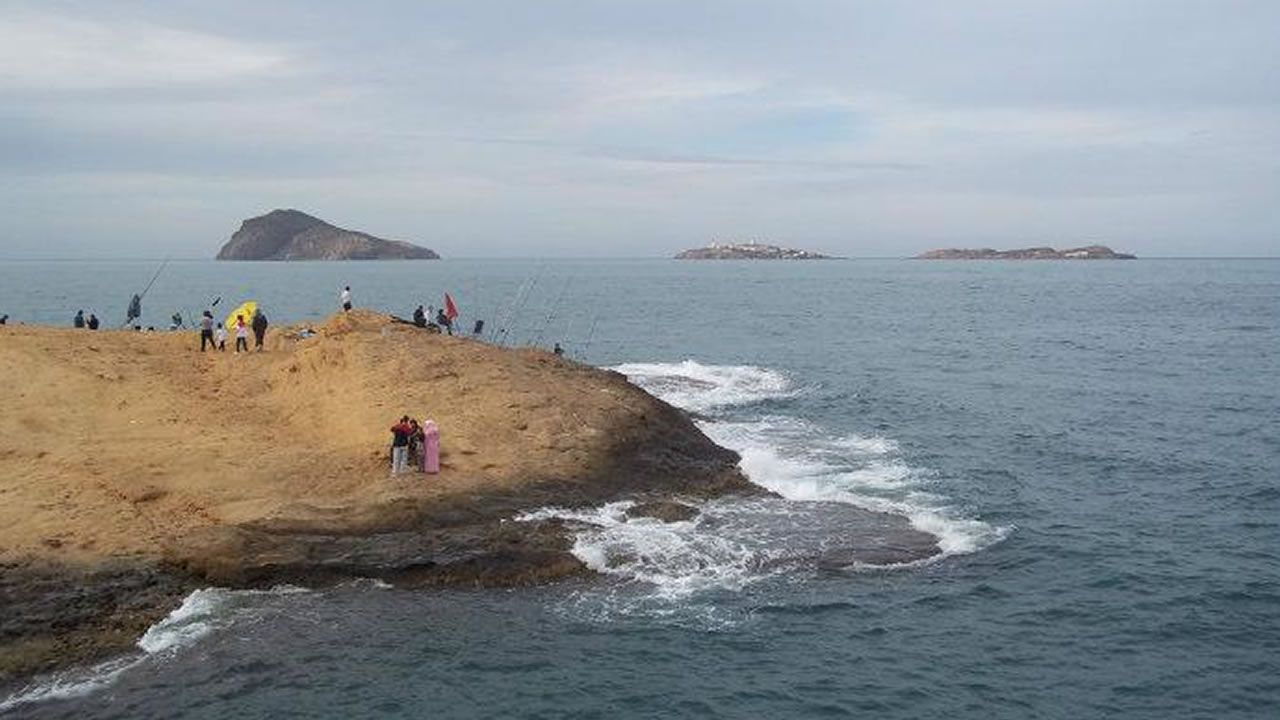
422,420 -> 440,474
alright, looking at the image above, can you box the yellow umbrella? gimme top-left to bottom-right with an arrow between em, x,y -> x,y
224,300 -> 258,331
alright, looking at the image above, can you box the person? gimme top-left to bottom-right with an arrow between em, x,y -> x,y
407,418 -> 423,470
389,416 -> 412,476
553,343 -> 564,356
341,286 -> 353,312
214,322 -> 227,351
170,312 -> 183,331
234,314 -> 249,353
414,420 -> 427,472
87,313 -> 99,330
0,314 -> 7,325
435,308 -> 452,335
251,309 -> 269,351
199,311 -> 215,351
127,294 -> 142,327
472,319 -> 484,335
73,310 -> 85,328
412,305 -> 426,328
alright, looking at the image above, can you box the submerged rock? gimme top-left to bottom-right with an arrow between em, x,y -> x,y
625,501 -> 700,523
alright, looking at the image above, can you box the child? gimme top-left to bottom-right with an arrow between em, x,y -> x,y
214,322 -> 227,351
234,314 -> 249,352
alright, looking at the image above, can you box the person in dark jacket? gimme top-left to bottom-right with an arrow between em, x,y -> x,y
199,311 -> 215,351
251,309 -> 269,351
389,416 -> 412,476
413,305 -> 426,327
87,313 -> 99,330
73,310 -> 85,328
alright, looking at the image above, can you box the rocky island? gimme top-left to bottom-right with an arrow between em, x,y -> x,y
915,245 -> 1136,260
676,242 -> 834,260
215,209 -> 439,261
0,312 -> 939,686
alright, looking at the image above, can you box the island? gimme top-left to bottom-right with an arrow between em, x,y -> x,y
676,242 -> 834,260
0,311 -> 941,682
215,209 -> 439,261
915,245 -> 1136,260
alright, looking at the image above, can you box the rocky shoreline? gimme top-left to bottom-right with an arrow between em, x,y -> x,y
0,312 -> 938,689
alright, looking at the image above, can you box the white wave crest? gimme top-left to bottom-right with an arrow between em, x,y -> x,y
518,502 -> 763,601
0,585 -> 308,714
612,360 -> 793,412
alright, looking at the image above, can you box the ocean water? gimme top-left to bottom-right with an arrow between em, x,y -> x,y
1,258 -> 1277,719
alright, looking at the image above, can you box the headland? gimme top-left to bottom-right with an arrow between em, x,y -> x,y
0,311 -> 749,680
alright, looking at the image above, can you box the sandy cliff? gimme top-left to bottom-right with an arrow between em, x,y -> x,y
0,311 -> 749,679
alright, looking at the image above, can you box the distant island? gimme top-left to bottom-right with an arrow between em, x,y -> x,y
915,245 -> 1136,260
676,242 -> 834,260
216,209 -> 440,261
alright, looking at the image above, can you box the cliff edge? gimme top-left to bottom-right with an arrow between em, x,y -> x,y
215,209 -> 439,261
0,312 -> 748,680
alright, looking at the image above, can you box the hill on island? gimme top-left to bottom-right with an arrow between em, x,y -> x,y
216,209 -> 439,261
915,245 -> 1135,260
676,242 -> 834,260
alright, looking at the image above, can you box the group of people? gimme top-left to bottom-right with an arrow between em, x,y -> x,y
411,304 -> 455,334
197,308 -> 269,353
72,310 -> 101,330
389,415 -> 439,475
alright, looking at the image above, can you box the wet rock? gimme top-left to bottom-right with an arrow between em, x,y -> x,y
626,501 -> 699,523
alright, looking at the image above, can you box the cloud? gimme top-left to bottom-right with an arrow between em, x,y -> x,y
0,12 -> 287,90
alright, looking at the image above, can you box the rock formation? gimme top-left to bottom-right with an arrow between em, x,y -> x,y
676,242 -> 834,260
215,209 -> 439,261
0,311 -> 747,680
915,245 -> 1136,260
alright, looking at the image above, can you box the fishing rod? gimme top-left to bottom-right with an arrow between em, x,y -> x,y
488,272 -> 531,344
502,268 -> 546,348
496,265 -> 544,347
121,257 -> 171,327
580,316 -> 600,364
530,275 -> 573,348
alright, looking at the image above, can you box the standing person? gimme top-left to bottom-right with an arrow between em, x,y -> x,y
214,322 -> 227,351
199,311 -> 215,351
234,314 -> 249,353
407,418 -> 422,469
341,286 -> 353,312
73,310 -> 85,328
87,313 -> 99,330
389,416 -> 411,476
251,309 -> 269,351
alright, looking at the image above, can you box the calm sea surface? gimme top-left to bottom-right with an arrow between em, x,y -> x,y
1,258 -> 1277,719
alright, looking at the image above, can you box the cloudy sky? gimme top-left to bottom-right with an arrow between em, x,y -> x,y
2,0 -> 1277,257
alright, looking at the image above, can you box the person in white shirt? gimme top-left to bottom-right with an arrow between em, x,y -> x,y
213,322 -> 227,351
341,286 -> 353,312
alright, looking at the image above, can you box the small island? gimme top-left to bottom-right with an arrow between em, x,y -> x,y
915,245 -> 1135,260
216,209 -> 439,261
676,242 -> 834,260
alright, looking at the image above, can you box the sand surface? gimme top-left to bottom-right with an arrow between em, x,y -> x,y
0,310 -> 743,571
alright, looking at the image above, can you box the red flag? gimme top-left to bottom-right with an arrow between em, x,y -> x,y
444,293 -> 458,320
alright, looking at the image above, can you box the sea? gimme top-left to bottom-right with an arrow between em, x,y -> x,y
0,258 -> 1276,719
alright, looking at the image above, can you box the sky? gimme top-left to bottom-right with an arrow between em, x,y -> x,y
1,0 -> 1277,258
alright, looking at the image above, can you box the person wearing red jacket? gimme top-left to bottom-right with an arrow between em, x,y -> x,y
389,416 -> 412,476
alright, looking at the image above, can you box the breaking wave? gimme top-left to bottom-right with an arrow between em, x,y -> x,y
0,586 -> 306,714
519,360 -> 1009,615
